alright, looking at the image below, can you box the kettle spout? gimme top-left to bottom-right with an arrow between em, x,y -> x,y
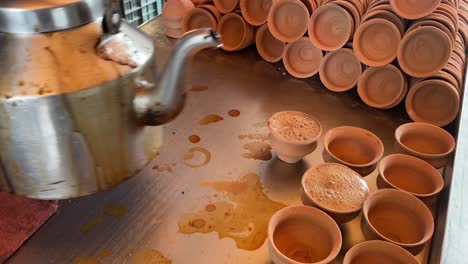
134,28 -> 222,126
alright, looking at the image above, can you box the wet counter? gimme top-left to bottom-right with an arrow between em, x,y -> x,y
7,17 -> 468,264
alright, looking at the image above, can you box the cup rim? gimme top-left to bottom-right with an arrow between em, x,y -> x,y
395,122 -> 456,158
216,12 -> 248,51
301,163 -> 369,214
324,126 -> 384,168
362,189 -> 435,247
268,205 -> 342,264
268,110 -> 323,145
378,154 -> 444,198
343,240 -> 419,264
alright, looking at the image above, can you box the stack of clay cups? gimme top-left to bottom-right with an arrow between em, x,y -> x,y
162,0 -> 195,38
213,0 -> 240,14
245,0 -> 285,61
308,0 -> 363,51
389,0 -> 441,20
405,44 -> 464,127
182,4 -> 222,33
358,64 -> 408,109
398,2 -> 457,78
459,2 -> 468,49
353,0 -> 404,67
319,47 -> 363,92
217,12 -> 255,51
268,0 -> 310,43
256,23 -> 286,63
240,0 -> 274,26
268,0 -> 324,78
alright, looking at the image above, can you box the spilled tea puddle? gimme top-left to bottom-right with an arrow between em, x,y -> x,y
241,142 -> 272,161
178,173 -> 286,250
131,247 -> 172,264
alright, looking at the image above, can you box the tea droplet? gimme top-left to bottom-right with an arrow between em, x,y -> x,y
191,85 -> 208,92
80,215 -> 104,233
205,204 -> 217,212
152,164 -> 173,173
199,114 -> 224,125
188,135 -> 201,143
228,109 -> 240,117
190,219 -> 206,229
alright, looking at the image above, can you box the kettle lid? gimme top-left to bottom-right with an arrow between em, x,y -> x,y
0,0 -> 106,34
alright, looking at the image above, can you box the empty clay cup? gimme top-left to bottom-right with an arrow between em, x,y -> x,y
319,48 -> 362,92
268,0 -> 310,42
182,6 -> 220,32
213,0 -> 239,14
283,37 -> 323,78
256,23 -> 286,63
308,4 -> 353,51
343,240 -> 419,264
268,111 -> 322,163
405,79 -> 460,127
378,154 -> 444,205
324,126 -> 384,175
361,189 -> 434,255
398,26 -> 452,78
301,163 -> 369,223
395,122 -> 456,169
389,0 -> 441,19
353,18 -> 401,66
357,64 -> 407,109
268,206 -> 342,264
163,0 -> 195,38
240,0 -> 274,26
217,13 -> 252,51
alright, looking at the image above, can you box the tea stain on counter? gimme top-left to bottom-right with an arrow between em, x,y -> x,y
73,257 -> 101,264
188,134 -> 201,143
228,109 -> 240,117
238,133 -> 269,141
199,114 -> 224,125
191,85 -> 208,92
182,147 -> 211,168
80,203 -> 127,233
99,249 -> 111,258
80,215 -> 105,233
241,142 -> 272,161
131,247 -> 172,264
103,203 -> 127,217
178,173 -> 286,250
152,164 -> 173,173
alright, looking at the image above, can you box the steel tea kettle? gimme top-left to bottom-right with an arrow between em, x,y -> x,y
0,0 -> 222,199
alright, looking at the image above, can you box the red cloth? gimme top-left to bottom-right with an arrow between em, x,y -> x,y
0,192 -> 58,263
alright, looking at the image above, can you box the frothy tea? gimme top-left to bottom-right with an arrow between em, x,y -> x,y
303,164 -> 368,212
269,111 -> 321,143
